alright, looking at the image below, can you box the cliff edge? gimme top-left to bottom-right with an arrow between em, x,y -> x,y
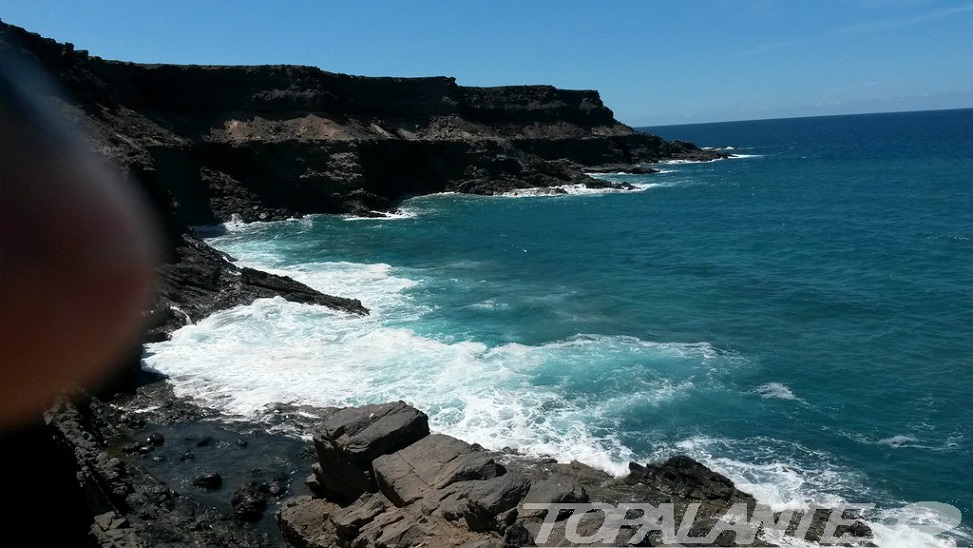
1,19 -> 720,229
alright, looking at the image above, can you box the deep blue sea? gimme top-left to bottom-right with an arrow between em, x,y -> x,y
145,108 -> 973,546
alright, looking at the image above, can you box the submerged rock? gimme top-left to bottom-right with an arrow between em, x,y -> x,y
193,472 -> 223,490
232,484 -> 269,522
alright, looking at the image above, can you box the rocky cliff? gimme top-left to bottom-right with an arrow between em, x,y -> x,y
1,19 -> 718,229
2,18 -> 721,336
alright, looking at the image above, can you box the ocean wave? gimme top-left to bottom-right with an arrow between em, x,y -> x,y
658,158 -> 721,165
752,382 -> 808,404
878,435 -> 920,447
341,208 -> 420,221
664,435 -> 970,547
499,183 -> 658,197
144,268 -> 724,477
846,432 -> 966,453
192,213 -> 316,237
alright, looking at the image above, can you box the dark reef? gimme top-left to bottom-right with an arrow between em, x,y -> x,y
0,21 -> 871,548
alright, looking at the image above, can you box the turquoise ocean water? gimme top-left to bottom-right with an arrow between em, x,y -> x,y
145,109 -> 973,546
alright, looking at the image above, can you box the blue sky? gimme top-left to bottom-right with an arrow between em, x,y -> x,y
2,0 -> 971,125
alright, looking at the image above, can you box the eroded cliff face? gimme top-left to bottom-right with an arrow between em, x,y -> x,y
1,19 -> 717,232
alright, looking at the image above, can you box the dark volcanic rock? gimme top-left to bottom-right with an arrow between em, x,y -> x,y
193,472 -> 223,490
451,473 -> 532,531
329,492 -> 392,540
232,484 -> 269,522
519,473 -> 589,519
626,455 -> 753,502
311,401 -> 430,504
145,233 -> 368,339
278,496 -> 342,548
8,396 -> 275,548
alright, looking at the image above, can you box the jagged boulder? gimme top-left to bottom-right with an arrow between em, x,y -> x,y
625,455 -> 753,503
438,473 -> 532,532
311,401 -> 429,504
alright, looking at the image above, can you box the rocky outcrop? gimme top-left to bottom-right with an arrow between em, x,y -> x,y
143,233 -> 367,341
281,402 -> 531,548
280,402 -> 875,548
309,402 -> 430,504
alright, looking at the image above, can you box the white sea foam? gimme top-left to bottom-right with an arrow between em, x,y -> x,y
498,183 -> 658,197
752,382 -> 807,403
868,503 -> 971,548
261,261 -> 423,317
877,435 -> 920,447
144,300 -> 712,474
666,435 -> 969,547
192,214 -> 316,238
659,158 -> 721,165
658,153 -> 760,164
144,251 -> 723,474
342,208 -> 420,221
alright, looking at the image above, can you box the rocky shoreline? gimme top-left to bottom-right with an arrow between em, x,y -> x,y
0,20 -> 873,548
6,387 -> 874,547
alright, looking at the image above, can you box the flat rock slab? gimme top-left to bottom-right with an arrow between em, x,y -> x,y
373,434 -> 502,507
276,496 -> 342,548
519,473 -> 588,519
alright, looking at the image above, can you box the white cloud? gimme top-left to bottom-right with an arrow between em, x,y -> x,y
734,37 -> 822,59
